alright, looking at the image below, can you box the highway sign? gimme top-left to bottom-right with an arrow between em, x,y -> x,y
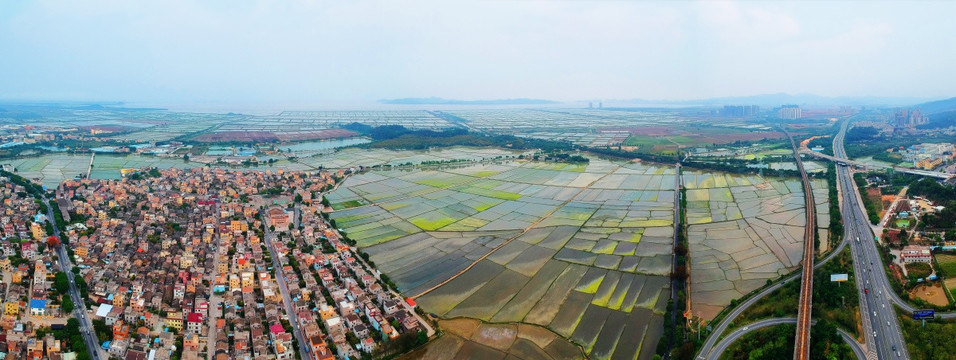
913,309 -> 935,320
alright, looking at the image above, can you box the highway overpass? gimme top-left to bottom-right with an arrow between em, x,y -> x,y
802,150 -> 952,180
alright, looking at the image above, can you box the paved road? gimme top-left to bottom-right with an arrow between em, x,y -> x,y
840,327 -> 870,360
262,213 -> 312,360
45,197 -> 105,360
786,131 -> 817,360
205,212 -> 224,360
832,121 -> 908,359
708,317 -> 867,360
86,153 -> 94,179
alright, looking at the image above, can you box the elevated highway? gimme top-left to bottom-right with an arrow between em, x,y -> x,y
802,149 -> 951,180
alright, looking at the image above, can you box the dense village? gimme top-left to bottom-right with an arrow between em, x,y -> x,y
0,167 -> 430,360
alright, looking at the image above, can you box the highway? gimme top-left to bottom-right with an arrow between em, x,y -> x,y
832,120 -> 908,359
708,317 -> 867,360
787,131 -> 816,360
823,125 -> 956,320
44,197 -> 105,360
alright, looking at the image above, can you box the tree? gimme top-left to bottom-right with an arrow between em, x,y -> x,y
54,272 -> 69,294
74,274 -> 89,300
670,265 -> 688,281
62,296 -> 74,313
417,329 -> 428,345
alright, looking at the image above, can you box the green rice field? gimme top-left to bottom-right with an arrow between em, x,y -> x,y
329,158 -> 676,359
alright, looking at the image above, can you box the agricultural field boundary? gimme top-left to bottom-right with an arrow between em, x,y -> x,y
411,169 -> 619,300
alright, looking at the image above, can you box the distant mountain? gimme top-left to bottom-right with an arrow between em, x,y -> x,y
379,97 -> 559,105
0,101 -> 166,111
914,96 -> 956,114
611,93 -> 935,108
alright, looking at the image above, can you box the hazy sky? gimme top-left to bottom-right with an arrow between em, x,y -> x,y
1,0 -> 954,107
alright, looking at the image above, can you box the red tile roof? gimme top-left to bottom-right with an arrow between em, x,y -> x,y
187,313 -> 203,323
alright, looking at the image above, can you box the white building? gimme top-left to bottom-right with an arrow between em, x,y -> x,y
900,245 -> 932,263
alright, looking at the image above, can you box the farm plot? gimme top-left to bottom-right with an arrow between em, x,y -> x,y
405,318 -> 586,360
684,170 -> 829,320
9,151 -> 307,187
935,254 -> 956,298
329,158 -> 676,359
9,153 -> 208,187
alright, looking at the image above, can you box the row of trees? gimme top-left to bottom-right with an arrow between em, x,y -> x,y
681,157 -> 802,178
824,163 -> 843,245
0,170 -> 46,197
343,123 -> 580,153
853,173 -> 882,224
657,183 -> 687,358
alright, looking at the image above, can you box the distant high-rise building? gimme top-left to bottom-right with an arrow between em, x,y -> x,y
895,108 -> 928,128
721,105 -> 759,117
589,102 -> 593,109
599,102 -> 603,108
777,105 -> 802,119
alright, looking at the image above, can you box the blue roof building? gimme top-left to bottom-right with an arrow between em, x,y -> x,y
30,299 -> 46,309
30,299 -> 46,315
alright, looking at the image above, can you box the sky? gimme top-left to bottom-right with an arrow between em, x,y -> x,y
1,0 -> 954,109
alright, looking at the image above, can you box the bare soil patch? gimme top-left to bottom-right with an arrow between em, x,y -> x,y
910,283 -> 949,306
